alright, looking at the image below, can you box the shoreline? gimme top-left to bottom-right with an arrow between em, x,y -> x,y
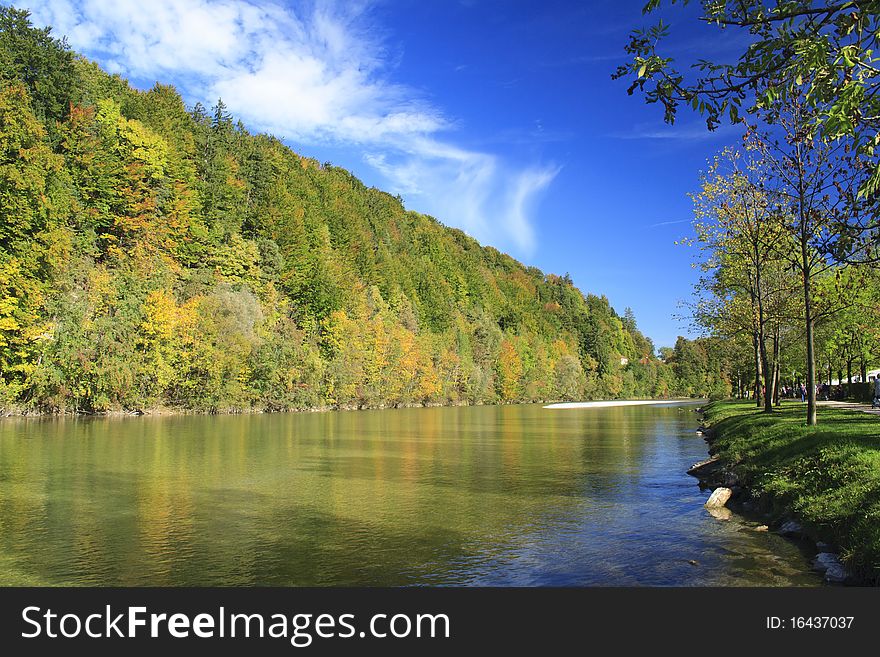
689,403 -> 868,586
544,399 -> 698,409
0,399 -> 474,420
1,397 -> 701,421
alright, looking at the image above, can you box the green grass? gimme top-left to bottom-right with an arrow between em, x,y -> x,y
704,400 -> 880,582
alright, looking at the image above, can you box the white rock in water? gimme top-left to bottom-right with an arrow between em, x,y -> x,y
824,563 -> 849,584
705,487 -> 732,509
706,506 -> 732,521
778,520 -> 804,537
812,552 -> 841,574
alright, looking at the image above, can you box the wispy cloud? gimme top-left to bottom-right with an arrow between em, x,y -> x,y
532,52 -> 628,69
610,119 -> 741,142
26,0 -> 555,254
648,219 -> 691,228
364,138 -> 559,254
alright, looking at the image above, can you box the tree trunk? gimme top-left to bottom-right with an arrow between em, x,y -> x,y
753,330 -> 763,408
847,359 -> 853,399
771,328 -> 781,406
773,359 -> 781,406
761,343 -> 773,411
753,250 -> 773,413
804,267 -> 817,425
794,133 -> 817,425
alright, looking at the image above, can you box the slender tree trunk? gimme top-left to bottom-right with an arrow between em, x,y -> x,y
753,330 -> 763,408
795,134 -> 817,426
803,263 -> 817,425
847,359 -> 853,399
774,361 -> 781,406
771,328 -> 781,406
759,335 -> 773,411
753,246 -> 773,412
861,357 -> 867,384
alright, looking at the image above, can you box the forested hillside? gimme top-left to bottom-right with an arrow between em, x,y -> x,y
0,7 -> 717,413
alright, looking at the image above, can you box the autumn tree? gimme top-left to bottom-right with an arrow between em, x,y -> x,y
690,148 -> 795,411
752,97 -> 871,423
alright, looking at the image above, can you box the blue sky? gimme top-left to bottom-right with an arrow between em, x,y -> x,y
23,0 -> 745,349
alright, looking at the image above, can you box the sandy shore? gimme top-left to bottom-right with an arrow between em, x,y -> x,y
543,399 -> 698,409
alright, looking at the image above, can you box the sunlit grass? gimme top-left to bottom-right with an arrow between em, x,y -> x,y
705,400 -> 880,582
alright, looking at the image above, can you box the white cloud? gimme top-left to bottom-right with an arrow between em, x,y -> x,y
504,167 -> 559,252
611,119 -> 741,141
364,137 -> 558,254
25,0 -> 556,253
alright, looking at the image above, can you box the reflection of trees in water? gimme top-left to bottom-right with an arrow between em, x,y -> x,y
565,406 -> 690,503
0,405 -> 695,585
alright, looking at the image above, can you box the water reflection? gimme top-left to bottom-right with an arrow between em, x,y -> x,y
0,404 -> 819,586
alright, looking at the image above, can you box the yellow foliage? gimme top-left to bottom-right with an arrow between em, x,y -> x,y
497,339 -> 523,401
141,289 -> 178,339
415,352 -> 441,400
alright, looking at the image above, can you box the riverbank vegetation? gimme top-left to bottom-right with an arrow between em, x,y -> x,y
704,400 -> 880,582
1,6 -> 734,415
618,2 -> 880,425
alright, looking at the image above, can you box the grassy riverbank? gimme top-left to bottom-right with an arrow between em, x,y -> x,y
703,400 -> 880,583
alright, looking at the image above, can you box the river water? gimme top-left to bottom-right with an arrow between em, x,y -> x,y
0,402 -> 820,586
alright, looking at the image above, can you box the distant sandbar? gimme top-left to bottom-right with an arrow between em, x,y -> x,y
543,400 -> 696,409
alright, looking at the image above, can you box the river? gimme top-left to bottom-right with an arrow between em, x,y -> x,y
0,402 -> 820,586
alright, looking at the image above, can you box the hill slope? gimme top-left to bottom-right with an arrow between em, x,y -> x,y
0,7 -> 686,413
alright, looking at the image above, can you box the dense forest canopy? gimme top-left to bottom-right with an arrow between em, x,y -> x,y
0,6 -> 722,413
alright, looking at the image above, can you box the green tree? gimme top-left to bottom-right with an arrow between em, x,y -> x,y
689,147 -> 792,411
752,98 -> 869,424
0,6 -> 75,130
